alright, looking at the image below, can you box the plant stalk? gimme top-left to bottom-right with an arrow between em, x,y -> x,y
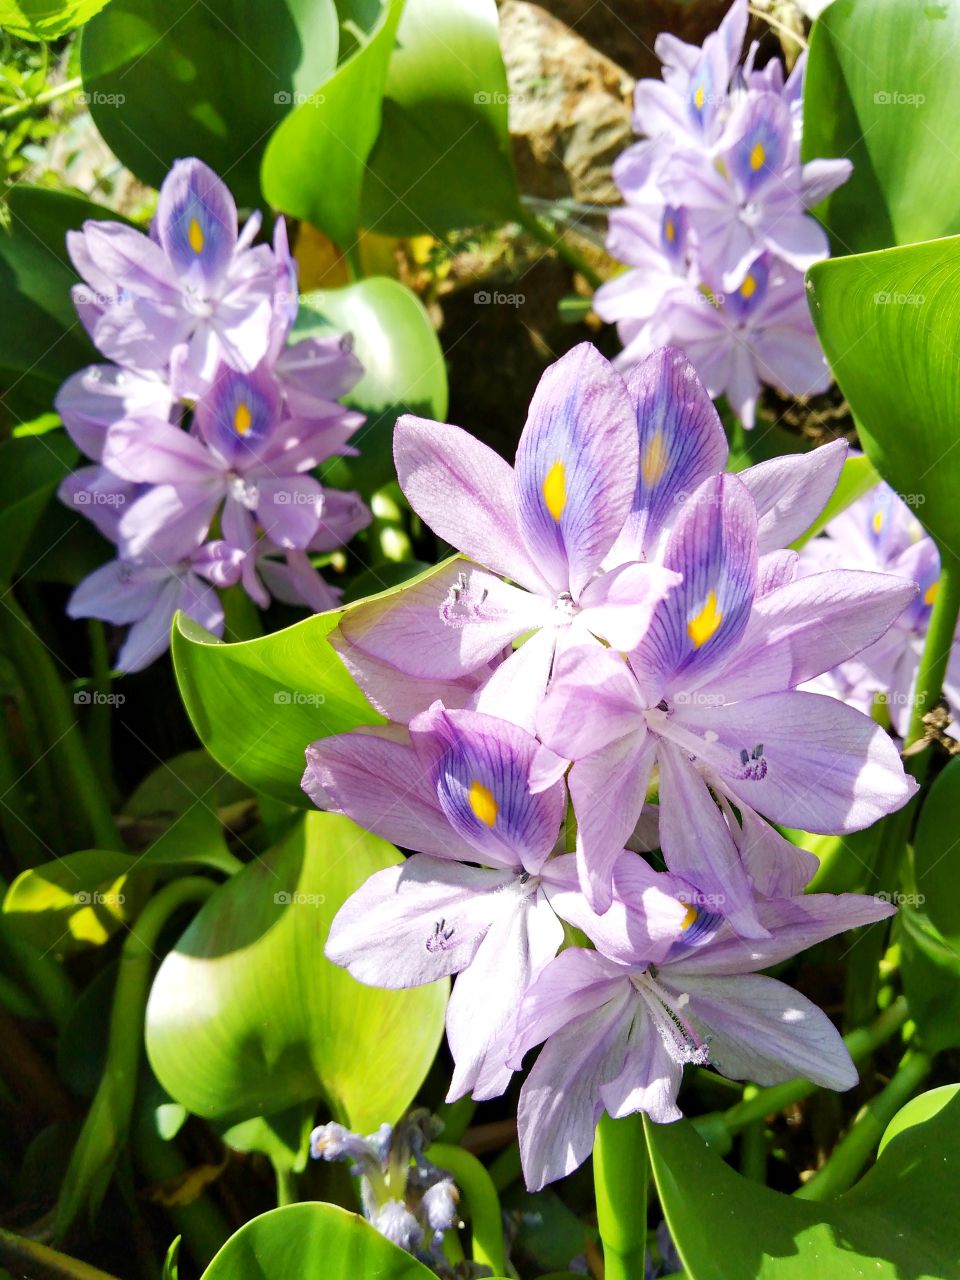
594,1111 -> 648,1280
516,202 -> 603,288
426,1142 -> 506,1277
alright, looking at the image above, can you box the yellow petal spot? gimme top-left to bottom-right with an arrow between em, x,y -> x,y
694,84 -> 705,111
543,459 -> 567,522
642,431 -> 669,487
664,217 -> 676,243
188,217 -> 205,254
681,903 -> 699,931
688,590 -> 723,649
925,580 -> 940,607
871,509 -> 884,534
233,401 -> 253,436
750,141 -> 766,171
468,780 -> 498,828
740,274 -> 757,300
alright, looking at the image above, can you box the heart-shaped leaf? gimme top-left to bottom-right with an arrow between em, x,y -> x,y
807,237 -> 960,552
79,0 -> 339,207
646,1086 -> 960,1278
360,0 -> 520,236
145,811 -> 447,1129
261,0 -> 405,250
803,0 -> 960,253
294,278 -> 448,495
0,433 -> 78,585
199,1202 -> 436,1279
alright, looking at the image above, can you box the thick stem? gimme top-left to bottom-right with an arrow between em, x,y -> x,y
515,203 -> 603,289
794,1050 -> 932,1201
275,1164 -> 299,1207
905,548 -> 960,746
426,1142 -> 506,1277
594,1112 -> 648,1280
0,75 -> 84,122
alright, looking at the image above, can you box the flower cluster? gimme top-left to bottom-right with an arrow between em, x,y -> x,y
799,478 -> 958,737
594,0 -> 851,428
303,342 -> 915,1191
311,1113 -> 462,1271
58,157 -> 370,671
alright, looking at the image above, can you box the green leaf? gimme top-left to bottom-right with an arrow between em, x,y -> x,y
295,278 -> 448,495
647,1087 -> 960,1278
790,453 -> 880,548
0,0 -> 111,39
807,237 -> 960,551
79,0 -> 340,208
912,754 -> 960,941
4,850 -> 146,951
162,1236 -> 181,1280
0,187 -> 114,387
199,1202 -> 436,1279
898,906 -> 960,1053
261,0 -> 405,250
219,1103 -> 314,1174
0,433 -> 77,585
803,0 -> 960,253
360,0 -> 520,236
145,811 -> 447,1129
171,608 -> 383,808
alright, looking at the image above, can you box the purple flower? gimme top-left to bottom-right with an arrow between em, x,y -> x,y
509,885 -> 895,1190
305,704 -> 690,1101
59,157 -> 370,670
594,0 -> 851,428
66,541 -> 242,672
798,480 -> 956,737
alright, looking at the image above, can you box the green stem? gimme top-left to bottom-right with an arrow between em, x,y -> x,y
906,547 -> 960,745
488,1140 -> 522,1194
516,203 -> 603,289
86,620 -> 114,796
0,595 -> 120,850
696,997 -> 909,1149
435,1096 -> 476,1145
594,1112 -> 648,1280
55,878 -> 216,1238
795,1050 -> 932,1201
0,75 -> 83,122
0,1227 -> 120,1280
739,1096 -> 766,1182
426,1143 -> 505,1277
275,1163 -> 298,1206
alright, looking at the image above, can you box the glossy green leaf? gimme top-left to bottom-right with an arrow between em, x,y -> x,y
295,278 -> 448,494
162,1237 -> 181,1280
807,238 -> 960,551
0,187 -> 113,387
199,1203 -> 436,1279
803,0 -> 960,253
898,907 -> 960,1054
912,754 -> 960,940
0,433 -> 77,585
261,0 -> 405,250
4,850 -> 146,951
171,608 -> 382,807
360,0 -> 520,236
647,1087 -> 960,1278
0,0 -> 110,39
145,811 -> 447,1128
219,1103 -> 314,1174
79,0 -> 339,207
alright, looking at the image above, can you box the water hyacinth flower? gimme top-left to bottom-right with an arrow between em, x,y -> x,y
305,703 -> 691,1101
594,0 -> 851,427
798,480 -> 959,737
58,157 -> 370,671
310,1112 -> 460,1267
509,885 -> 896,1190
